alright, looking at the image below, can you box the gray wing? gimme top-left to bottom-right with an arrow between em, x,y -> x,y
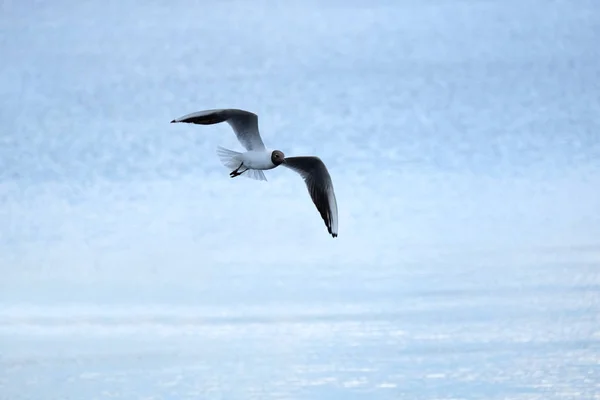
171,108 -> 266,151
284,156 -> 338,238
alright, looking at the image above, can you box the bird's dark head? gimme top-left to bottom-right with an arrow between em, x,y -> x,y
271,150 -> 286,165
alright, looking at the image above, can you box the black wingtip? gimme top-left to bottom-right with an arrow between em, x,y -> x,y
332,233 -> 338,238
170,119 -> 177,123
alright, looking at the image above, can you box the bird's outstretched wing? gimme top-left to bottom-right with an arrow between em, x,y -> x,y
284,156 -> 338,238
171,108 -> 266,151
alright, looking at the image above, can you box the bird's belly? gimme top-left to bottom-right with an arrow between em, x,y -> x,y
241,151 -> 276,170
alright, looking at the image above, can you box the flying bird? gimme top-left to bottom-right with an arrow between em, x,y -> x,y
170,108 -> 339,238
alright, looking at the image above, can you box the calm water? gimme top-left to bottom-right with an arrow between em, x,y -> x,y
1,0 -> 599,398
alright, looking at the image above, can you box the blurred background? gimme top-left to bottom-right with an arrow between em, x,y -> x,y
1,0 -> 599,399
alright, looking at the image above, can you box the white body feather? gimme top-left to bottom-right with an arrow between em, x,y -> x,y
240,150 -> 276,170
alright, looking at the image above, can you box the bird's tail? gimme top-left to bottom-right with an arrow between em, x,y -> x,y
216,146 -> 243,170
215,146 -> 267,181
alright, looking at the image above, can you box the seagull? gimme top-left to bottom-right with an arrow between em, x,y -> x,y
170,108 -> 339,238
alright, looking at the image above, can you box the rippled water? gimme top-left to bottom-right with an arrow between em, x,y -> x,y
2,258 -> 598,399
